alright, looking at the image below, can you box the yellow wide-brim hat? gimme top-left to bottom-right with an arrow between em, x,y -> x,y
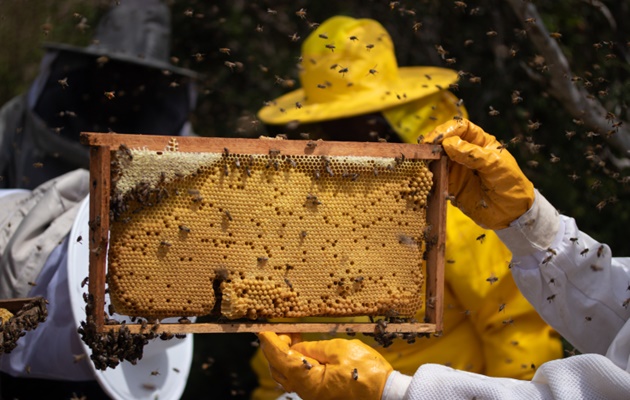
258,16 -> 458,125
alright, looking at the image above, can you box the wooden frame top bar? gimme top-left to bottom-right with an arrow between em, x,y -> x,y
80,132 -> 443,160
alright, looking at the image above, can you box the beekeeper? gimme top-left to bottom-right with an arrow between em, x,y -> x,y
250,16 -> 562,400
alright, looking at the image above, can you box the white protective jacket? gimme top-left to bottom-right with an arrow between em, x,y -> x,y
383,191 -> 630,400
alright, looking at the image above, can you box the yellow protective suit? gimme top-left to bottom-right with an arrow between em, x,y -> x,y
251,91 -> 562,399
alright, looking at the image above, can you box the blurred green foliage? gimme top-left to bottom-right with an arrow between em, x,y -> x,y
1,1 -> 629,398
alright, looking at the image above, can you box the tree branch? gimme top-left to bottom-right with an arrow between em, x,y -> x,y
506,0 -> 630,159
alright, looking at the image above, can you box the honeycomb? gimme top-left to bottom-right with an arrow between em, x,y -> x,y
107,144 -> 432,320
0,308 -> 13,323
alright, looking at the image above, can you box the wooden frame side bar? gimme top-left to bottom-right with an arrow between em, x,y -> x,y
424,155 -> 448,331
80,132 -> 442,160
88,146 -> 110,332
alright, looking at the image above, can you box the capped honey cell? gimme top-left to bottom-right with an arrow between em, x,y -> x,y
107,149 -> 431,320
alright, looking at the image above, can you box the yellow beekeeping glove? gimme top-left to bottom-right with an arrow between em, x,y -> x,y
259,332 -> 393,400
425,119 -> 534,230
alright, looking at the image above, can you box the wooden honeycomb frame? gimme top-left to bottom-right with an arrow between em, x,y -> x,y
80,132 -> 446,335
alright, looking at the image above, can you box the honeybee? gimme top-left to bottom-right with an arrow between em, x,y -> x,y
295,8 -> 307,19
597,245 -> 605,257
58,77 -> 69,89
486,274 -> 498,284
302,359 -> 313,369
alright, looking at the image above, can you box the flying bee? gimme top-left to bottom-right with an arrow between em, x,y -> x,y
178,317 -> 191,324
547,294 -> 556,303
352,368 -> 359,380
591,264 -> 603,272
58,77 -> 69,89
623,298 -> 630,309
498,303 -> 506,312
319,33 -> 328,39
354,276 -> 364,283
349,35 -> 358,41
476,233 -> 486,243
235,158 -> 241,168
306,140 -> 317,148
368,66 -> 378,75
284,278 -> 293,290
81,277 -> 89,288
325,44 -> 336,52
580,248 -> 589,256
295,8 -> 307,19
597,245 -> 605,257
366,44 -> 375,51
104,91 -> 116,100
257,256 -> 269,263
218,47 -> 231,55
178,225 -> 191,233
569,237 -> 579,245
287,157 -> 297,168
486,274 -> 498,284
302,359 -> 313,370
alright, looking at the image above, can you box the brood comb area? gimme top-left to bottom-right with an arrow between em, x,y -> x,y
107,145 -> 433,321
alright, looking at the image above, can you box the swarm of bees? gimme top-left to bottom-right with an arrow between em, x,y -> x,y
0,298 -> 48,355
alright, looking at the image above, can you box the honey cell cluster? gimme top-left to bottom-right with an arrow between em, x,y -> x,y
107,146 -> 433,320
0,308 -> 13,323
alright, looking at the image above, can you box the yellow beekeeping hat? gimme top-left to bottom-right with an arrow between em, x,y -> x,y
258,16 -> 458,125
